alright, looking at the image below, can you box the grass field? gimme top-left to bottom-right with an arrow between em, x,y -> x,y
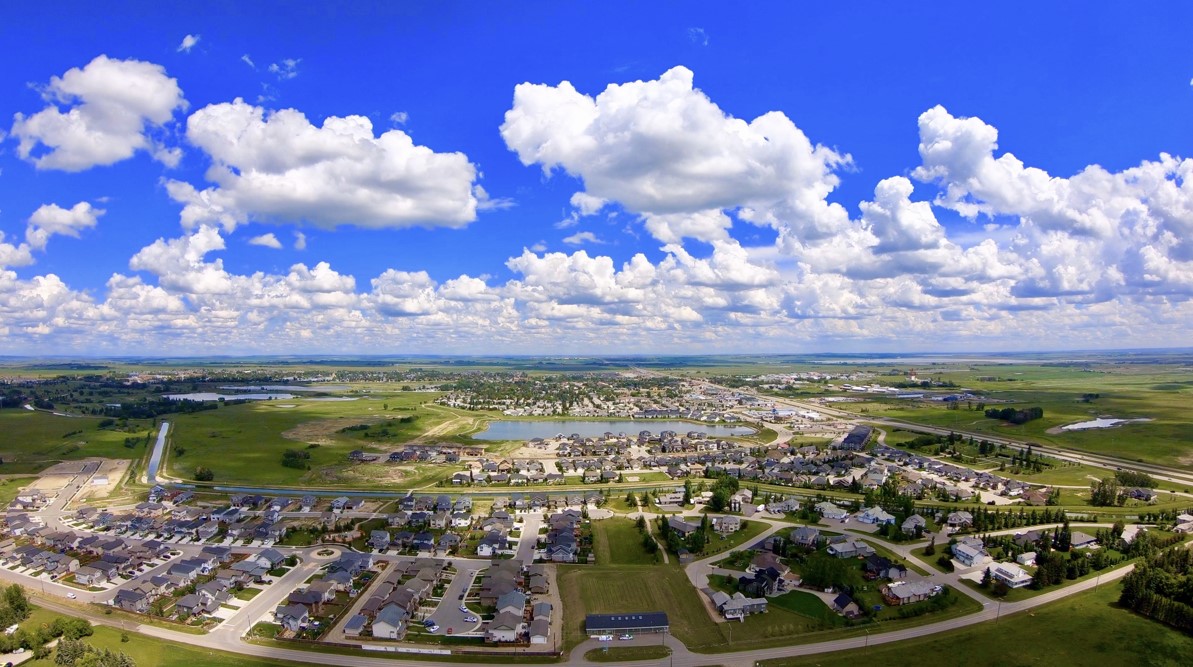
593,518 -> 658,565
760,585 -> 1193,667
0,476 -> 38,506
0,409 -> 154,473
843,363 -> 1193,468
558,564 -> 721,650
163,391 -> 469,486
19,607 -> 304,667
584,645 -> 671,662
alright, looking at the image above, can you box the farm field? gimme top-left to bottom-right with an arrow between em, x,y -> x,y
761,585 -> 1193,667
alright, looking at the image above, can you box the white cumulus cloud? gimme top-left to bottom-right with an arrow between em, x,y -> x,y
167,99 -> 483,231
11,55 -> 186,171
248,233 -> 282,249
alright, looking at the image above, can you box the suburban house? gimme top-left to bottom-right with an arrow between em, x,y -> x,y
857,507 -> 895,525
830,593 -> 860,617
486,610 -> 524,643
952,541 -> 990,568
711,515 -> 741,535
993,563 -> 1033,588
815,502 -> 849,521
881,580 -> 940,605
790,526 -> 821,548
826,538 -> 875,559
710,591 -> 768,619
901,514 -> 926,536
274,604 -> 309,633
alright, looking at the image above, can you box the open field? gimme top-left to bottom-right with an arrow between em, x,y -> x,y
18,607 -> 309,667
559,564 -> 721,650
761,584 -> 1193,667
0,476 -> 38,506
839,363 -> 1193,468
593,518 -> 658,565
0,409 -> 154,473
163,391 -> 470,486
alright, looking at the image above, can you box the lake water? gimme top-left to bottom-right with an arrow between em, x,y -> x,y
1061,417 -> 1151,431
164,392 -> 295,401
218,385 -> 351,392
472,419 -> 755,441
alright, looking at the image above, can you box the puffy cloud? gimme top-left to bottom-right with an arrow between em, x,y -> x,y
0,233 -> 34,268
168,99 -> 482,231
501,66 -> 851,243
859,177 -> 944,254
912,105 -> 1193,297
11,55 -> 186,171
248,233 -> 282,249
562,231 -> 604,245
128,225 -> 234,294
293,231 -> 307,250
26,202 -> 102,250
177,34 -> 200,53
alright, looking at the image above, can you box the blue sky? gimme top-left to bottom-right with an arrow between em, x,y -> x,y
2,2 -> 1193,355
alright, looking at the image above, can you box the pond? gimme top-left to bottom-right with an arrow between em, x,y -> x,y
163,392 -> 295,401
1060,417 -> 1152,431
471,419 -> 755,441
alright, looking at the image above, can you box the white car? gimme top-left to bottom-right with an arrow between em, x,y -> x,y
66,593 -> 77,600
463,615 -> 478,623
459,605 -> 469,613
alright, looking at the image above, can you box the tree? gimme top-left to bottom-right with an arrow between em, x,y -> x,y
682,479 -> 693,505
194,467 -> 214,482
981,567 -> 993,589
924,537 -> 936,556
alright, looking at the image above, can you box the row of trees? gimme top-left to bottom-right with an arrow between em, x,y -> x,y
984,406 -> 1044,424
55,639 -> 137,667
1119,543 -> 1193,633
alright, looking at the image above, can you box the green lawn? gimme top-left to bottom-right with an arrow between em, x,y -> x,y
761,585 -> 1193,667
699,519 -> 770,557
593,518 -> 658,565
0,476 -> 38,506
558,564 -> 723,650
584,645 -> 671,662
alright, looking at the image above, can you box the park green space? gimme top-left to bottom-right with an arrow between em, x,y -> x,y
761,584 -> 1193,667
558,562 -> 982,655
18,606 -> 305,667
592,518 -> 659,565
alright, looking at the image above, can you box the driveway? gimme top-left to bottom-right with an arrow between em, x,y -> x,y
516,512 -> 543,566
427,567 -> 481,635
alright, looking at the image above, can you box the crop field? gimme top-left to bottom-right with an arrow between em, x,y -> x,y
162,391 -> 475,487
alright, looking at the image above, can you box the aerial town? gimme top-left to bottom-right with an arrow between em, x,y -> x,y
0,355 -> 1190,667
3,4 -> 1192,666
